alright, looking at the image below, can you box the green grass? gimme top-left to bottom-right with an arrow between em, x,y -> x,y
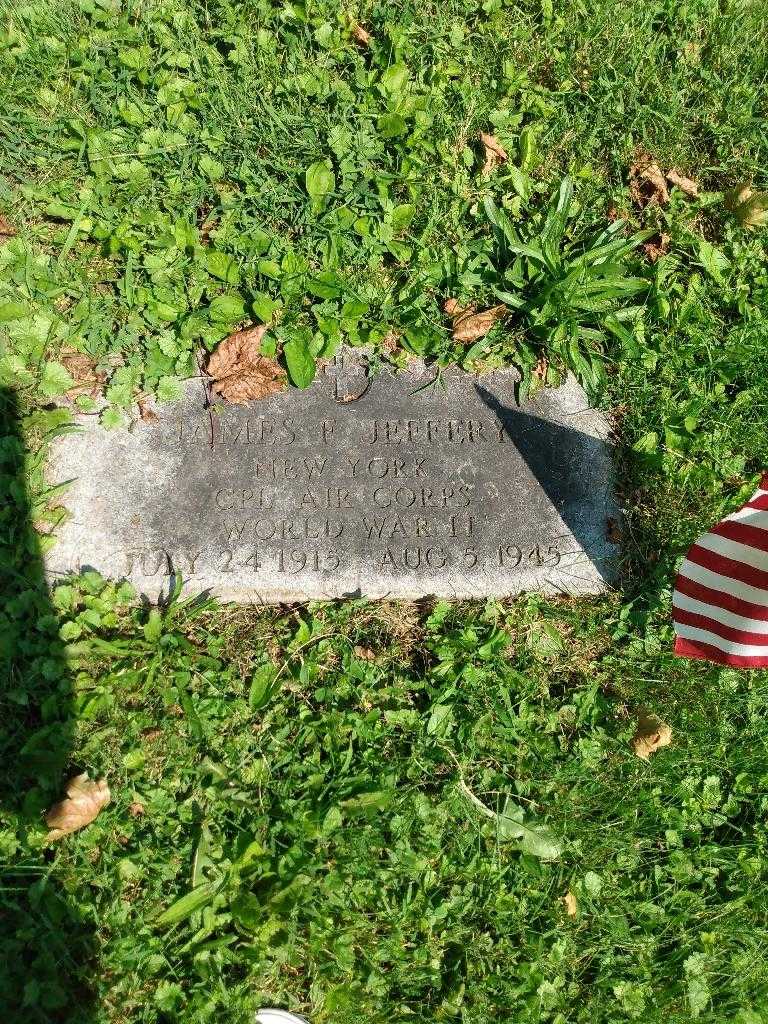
2,0 -> 768,1021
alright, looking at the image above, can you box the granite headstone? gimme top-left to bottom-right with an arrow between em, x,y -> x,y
46,353 -> 618,601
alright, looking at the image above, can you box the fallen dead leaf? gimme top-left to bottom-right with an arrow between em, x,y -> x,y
142,727 -> 162,741
45,774 -> 111,841
351,23 -> 372,46
207,324 -> 266,378
0,213 -> 16,241
726,183 -> 753,210
479,131 -> 509,177
725,183 -> 768,228
533,354 -> 550,382
129,801 -> 145,817
632,710 -> 672,761
380,330 -> 400,354
563,890 -> 578,917
642,232 -> 671,262
205,324 -> 286,404
606,517 -> 622,544
354,645 -> 376,661
629,153 -> 669,208
444,297 -> 476,320
199,213 -> 218,244
666,168 -> 699,198
445,298 -> 508,343
137,395 -> 159,422
60,348 -> 107,400
453,307 -> 508,342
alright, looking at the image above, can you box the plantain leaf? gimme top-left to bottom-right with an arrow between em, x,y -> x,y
155,882 -> 217,927
249,663 -> 279,710
283,334 -> 316,389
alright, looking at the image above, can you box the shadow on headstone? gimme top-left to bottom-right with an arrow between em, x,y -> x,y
475,383 -> 617,587
0,387 -> 95,1020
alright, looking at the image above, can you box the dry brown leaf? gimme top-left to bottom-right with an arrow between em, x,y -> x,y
726,183 -> 753,210
448,302 -> 508,343
533,355 -> 550,382
207,324 -> 266,379
206,325 -> 286,404
445,297 -> 508,343
354,645 -> 376,661
632,710 -> 672,761
129,801 -> 145,817
380,330 -> 400,354
643,162 -> 669,204
643,232 -> 671,262
45,774 -> 111,841
351,23 -> 372,46
629,153 -> 669,207
199,214 -> 218,244
137,396 -> 159,422
196,201 -> 219,244
479,133 -> 508,160
60,348 -> 107,400
444,297 -> 475,320
563,890 -> 578,917
606,517 -> 622,544
725,184 -> 768,228
0,213 -> 16,241
666,168 -> 699,198
479,131 -> 509,177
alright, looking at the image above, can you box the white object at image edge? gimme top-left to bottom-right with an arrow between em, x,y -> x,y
255,1011 -> 309,1024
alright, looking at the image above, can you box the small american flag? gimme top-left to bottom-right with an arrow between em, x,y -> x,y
673,474 -> 768,667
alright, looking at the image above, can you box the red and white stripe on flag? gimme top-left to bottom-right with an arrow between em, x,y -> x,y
673,474 -> 768,667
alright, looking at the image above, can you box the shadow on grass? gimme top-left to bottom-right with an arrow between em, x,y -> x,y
0,388 -> 95,1021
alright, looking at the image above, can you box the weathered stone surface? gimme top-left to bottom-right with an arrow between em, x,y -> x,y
46,354 -> 618,601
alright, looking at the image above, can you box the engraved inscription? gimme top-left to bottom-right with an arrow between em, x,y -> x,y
48,359 -> 616,599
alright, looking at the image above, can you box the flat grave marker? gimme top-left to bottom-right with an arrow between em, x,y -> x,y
46,354 -> 618,601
